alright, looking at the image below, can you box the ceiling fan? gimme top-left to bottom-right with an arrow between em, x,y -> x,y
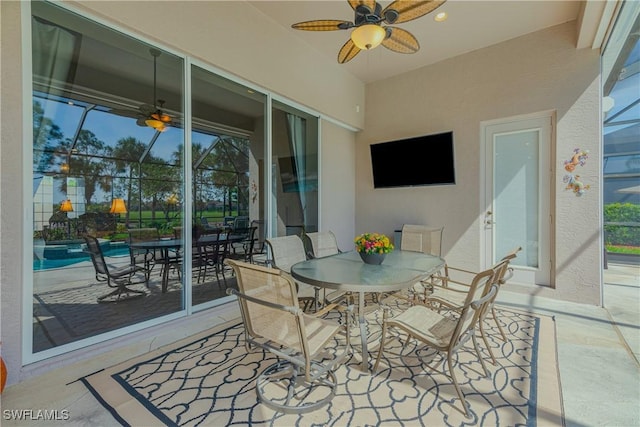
111,48 -> 172,132
141,49 -> 172,132
292,0 -> 446,63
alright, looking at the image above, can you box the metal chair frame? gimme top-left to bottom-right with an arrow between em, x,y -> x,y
84,235 -> 147,302
226,259 -> 352,414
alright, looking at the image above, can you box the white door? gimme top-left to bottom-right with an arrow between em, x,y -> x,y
482,114 -> 553,286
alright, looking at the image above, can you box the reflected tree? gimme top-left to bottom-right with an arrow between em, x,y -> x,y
112,137 -> 147,224
57,129 -> 111,205
33,100 -> 64,173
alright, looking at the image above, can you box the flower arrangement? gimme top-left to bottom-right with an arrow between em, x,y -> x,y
354,233 -> 394,254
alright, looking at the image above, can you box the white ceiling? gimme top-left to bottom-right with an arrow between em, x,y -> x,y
250,0 -> 583,83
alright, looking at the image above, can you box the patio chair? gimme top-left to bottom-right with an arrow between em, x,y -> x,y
401,224 -> 444,256
84,235 -> 147,303
266,235 -> 320,312
425,247 -> 522,363
303,230 -> 341,259
303,231 -> 353,308
225,259 -> 352,414
374,267 -> 497,417
380,224 -> 444,305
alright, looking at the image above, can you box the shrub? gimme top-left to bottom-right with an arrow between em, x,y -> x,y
604,203 -> 640,246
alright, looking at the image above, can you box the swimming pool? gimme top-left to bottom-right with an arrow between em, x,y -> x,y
33,244 -> 130,271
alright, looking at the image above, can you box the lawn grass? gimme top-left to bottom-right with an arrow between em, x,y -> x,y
606,245 -> 640,255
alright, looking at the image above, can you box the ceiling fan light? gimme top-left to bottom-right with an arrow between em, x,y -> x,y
351,24 -> 386,50
145,118 -> 167,132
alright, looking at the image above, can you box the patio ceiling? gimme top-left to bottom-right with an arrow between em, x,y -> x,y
249,0 -> 598,83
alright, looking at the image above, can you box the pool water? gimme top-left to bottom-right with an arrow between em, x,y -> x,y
33,246 -> 131,271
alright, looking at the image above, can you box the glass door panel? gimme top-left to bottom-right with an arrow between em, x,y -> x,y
190,65 -> 266,307
31,1 -> 185,355
483,115 -> 551,285
271,101 -> 319,238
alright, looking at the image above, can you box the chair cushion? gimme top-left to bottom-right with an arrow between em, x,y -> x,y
387,305 -> 457,348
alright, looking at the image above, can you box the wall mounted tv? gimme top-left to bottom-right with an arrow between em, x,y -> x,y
370,131 -> 455,189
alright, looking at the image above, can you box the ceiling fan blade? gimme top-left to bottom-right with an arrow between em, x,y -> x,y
348,0 -> 377,14
338,38 -> 361,63
382,0 -> 446,24
292,20 -> 352,31
382,27 -> 420,54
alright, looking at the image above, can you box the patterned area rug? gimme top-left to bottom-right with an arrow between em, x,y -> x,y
81,306 -> 563,426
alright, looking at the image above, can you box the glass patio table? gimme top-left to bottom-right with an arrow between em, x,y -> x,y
129,233 -> 244,293
291,250 -> 445,371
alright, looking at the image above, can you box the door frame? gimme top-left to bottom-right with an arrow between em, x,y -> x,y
479,110 -> 556,287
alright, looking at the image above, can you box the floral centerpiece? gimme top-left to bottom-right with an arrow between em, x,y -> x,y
354,233 -> 394,265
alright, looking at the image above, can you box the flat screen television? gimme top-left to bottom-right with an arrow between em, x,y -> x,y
370,131 -> 455,188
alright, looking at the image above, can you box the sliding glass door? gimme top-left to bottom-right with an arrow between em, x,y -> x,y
31,1 -> 185,355
271,101 -> 319,237
28,1 -> 319,360
189,65 -> 266,307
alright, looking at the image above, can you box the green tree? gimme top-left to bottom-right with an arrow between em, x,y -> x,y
112,137 -> 147,224
57,130 -> 111,204
33,100 -> 64,173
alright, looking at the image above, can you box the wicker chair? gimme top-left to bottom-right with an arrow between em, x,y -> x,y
225,259 -> 351,413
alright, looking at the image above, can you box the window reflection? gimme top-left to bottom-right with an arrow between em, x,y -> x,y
32,1 -> 185,354
189,65 -> 266,308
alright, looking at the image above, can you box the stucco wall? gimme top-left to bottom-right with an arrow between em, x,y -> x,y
1,0 -> 26,387
320,120 -> 356,251
0,0 -> 358,384
356,21 -> 602,304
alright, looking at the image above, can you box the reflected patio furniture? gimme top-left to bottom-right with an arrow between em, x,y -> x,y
245,219 -> 268,265
232,215 -> 249,230
426,246 -> 522,363
84,235 -> 147,303
197,230 -> 231,286
225,259 -> 352,414
374,268 -> 497,417
227,225 -> 257,263
200,217 -> 220,231
266,235 -> 319,312
128,239 -> 182,293
127,227 -> 161,284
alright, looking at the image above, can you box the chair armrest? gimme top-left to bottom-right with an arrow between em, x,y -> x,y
446,266 -> 479,275
227,288 -> 302,315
